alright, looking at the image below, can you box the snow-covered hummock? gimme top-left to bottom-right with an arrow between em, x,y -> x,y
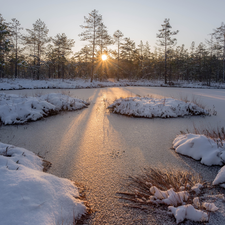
0,142 -> 86,225
173,134 -> 225,166
0,93 -> 89,125
168,204 -> 208,224
108,97 -> 209,118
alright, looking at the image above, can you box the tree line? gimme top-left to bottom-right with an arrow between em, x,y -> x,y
0,10 -> 225,85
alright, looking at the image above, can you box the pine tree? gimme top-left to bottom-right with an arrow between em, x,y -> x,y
113,30 -> 123,80
157,18 -> 179,84
10,18 -> 23,78
52,33 -> 75,79
0,14 -> 11,78
79,9 -> 102,82
213,23 -> 225,81
24,19 -> 50,79
96,23 -> 113,54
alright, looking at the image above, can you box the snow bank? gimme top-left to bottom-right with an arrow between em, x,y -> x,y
0,78 -> 225,90
173,134 -> 225,166
0,142 -> 86,225
108,97 -> 209,118
0,93 -> 89,125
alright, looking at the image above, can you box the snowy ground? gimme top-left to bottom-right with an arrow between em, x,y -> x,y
0,93 -> 89,125
0,142 -> 86,225
108,96 -> 209,118
0,78 -> 225,90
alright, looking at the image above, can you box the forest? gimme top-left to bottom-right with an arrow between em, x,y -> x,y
0,9 -> 225,85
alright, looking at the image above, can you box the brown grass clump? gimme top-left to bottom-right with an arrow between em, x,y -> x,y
117,168 -> 202,210
42,159 -> 52,172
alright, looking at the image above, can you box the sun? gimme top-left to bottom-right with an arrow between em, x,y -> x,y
102,54 -> 107,61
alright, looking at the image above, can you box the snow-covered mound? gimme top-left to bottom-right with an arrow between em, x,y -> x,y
0,93 -> 89,125
0,142 -> 86,225
108,97 -> 209,118
173,134 -> 225,166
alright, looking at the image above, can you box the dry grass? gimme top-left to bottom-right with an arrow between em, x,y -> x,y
181,125 -> 225,147
117,168 -> 202,210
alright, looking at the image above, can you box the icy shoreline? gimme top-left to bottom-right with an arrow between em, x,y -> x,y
1,78 -> 225,90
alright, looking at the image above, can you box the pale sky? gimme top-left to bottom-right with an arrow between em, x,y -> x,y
1,0 -> 225,53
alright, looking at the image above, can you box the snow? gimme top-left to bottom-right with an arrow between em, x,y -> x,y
203,202 -> 219,212
0,93 -> 89,125
0,142 -> 86,225
213,166 -> 225,186
148,185 -> 218,223
0,78 -> 225,91
168,204 -> 208,224
191,183 -> 203,194
150,186 -> 189,206
193,197 -> 201,208
108,97 -> 209,118
173,134 -> 225,166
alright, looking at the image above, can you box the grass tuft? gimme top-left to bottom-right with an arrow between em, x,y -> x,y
117,168 -> 202,209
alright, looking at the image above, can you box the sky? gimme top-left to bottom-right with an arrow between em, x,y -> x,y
1,0 -> 225,54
